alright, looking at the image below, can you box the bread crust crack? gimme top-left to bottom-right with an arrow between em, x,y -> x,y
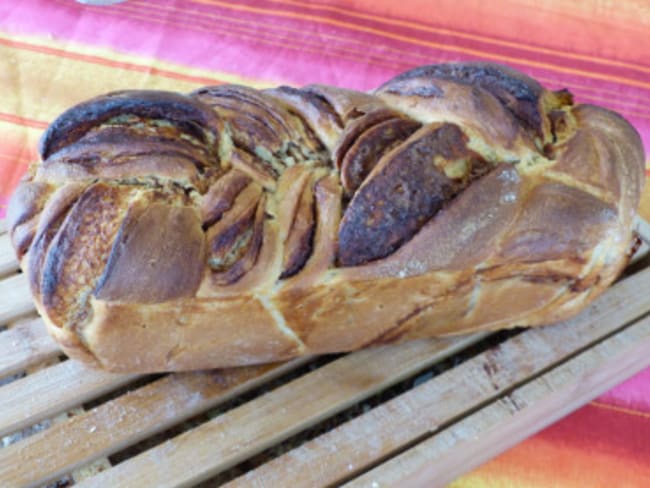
8,61 -> 644,372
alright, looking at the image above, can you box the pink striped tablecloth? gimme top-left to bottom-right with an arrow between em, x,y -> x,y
1,1 -> 649,485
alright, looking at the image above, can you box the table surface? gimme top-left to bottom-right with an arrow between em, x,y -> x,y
0,1 -> 649,486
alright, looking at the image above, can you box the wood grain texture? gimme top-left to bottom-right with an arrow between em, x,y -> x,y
0,317 -> 59,379
0,358 -> 310,488
73,333 -> 486,488
0,273 -> 34,324
0,234 -> 18,278
0,360 -> 138,438
346,314 -> 650,488
226,264 -> 650,488
0,218 -> 647,487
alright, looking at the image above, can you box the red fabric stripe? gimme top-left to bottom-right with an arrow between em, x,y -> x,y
186,0 -> 650,90
266,0 -> 650,73
71,0 -> 650,123
0,112 -> 47,129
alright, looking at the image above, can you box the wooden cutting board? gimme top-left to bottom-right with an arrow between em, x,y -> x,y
1,217 -> 650,488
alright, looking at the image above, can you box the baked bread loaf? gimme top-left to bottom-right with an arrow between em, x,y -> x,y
7,62 -> 645,373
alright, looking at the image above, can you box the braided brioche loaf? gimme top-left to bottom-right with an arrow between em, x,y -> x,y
7,62 -> 645,373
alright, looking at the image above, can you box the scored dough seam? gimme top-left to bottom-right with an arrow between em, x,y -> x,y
255,292 -> 306,353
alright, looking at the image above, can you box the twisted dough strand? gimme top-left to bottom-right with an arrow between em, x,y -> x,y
7,62 -> 645,372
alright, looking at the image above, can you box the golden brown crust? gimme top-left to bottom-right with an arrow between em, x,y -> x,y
8,62 -> 646,373
95,202 -> 205,302
39,183 -> 134,328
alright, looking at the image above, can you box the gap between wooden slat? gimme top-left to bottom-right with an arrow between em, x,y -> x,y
74,264 -> 650,488
48,406 -> 112,487
0,220 -> 644,484
346,314 -> 650,488
0,360 -> 139,438
0,273 -> 34,324
1,356 -> 64,451
11,358 -> 115,486
72,333 -> 487,488
0,317 -> 59,379
0,358 -> 312,488
224,264 -> 650,488
0,234 -> 18,278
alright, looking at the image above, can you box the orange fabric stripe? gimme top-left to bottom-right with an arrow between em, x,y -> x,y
127,0 -> 427,68
571,96 -> 650,120
267,0 -> 650,74
590,401 -> 650,420
125,1 -> 650,115
129,0 -> 650,108
88,5 -> 404,73
0,37 -> 225,86
190,0 -> 650,90
83,1 -> 650,109
128,0 -> 650,108
331,0 -> 649,73
534,75 -> 650,106
107,1 -> 650,111
454,435 -> 650,487
0,113 -> 47,130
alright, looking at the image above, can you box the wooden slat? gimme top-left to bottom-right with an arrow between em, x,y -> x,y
0,318 -> 59,379
74,333 -> 487,488
347,314 -> 650,488
0,358 -> 311,488
226,264 -> 650,488
0,216 -> 645,487
76,266 -> 650,488
0,360 -> 139,437
0,233 -> 18,277
0,273 -> 34,324
41,406 -> 113,486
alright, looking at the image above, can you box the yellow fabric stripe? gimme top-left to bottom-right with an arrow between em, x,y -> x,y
267,0 -> 650,74
188,0 -> 650,90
